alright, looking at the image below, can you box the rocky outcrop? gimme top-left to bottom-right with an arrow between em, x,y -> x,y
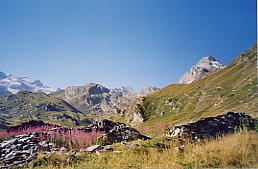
87,119 -> 151,145
122,87 -> 159,124
86,119 -> 130,132
100,127 -> 150,145
0,133 -> 40,168
123,99 -> 145,125
166,112 -> 257,141
229,44 -> 257,65
179,56 -> 225,84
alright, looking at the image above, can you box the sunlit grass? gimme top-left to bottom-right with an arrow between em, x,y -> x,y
31,130 -> 258,169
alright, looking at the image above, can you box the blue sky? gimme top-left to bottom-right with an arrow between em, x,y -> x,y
0,0 -> 256,90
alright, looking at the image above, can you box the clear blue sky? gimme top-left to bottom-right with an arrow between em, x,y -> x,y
0,0 -> 256,90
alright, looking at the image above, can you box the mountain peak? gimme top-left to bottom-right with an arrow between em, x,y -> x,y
198,56 -> 216,63
179,56 -> 225,84
111,86 -> 134,95
0,71 -> 58,94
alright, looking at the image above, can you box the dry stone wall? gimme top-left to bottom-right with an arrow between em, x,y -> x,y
166,112 -> 257,140
0,132 -> 52,169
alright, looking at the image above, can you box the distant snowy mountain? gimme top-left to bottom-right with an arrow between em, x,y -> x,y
0,71 -> 58,94
179,56 -> 225,84
111,86 -> 135,95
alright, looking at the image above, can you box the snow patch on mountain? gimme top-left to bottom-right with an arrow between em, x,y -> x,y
0,71 -> 58,94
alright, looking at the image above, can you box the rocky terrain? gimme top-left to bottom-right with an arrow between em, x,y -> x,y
166,112 -> 257,140
0,132 -> 40,168
0,119 -> 150,168
179,56 -> 225,84
0,71 -> 58,95
0,111 -> 256,168
0,91 -> 92,129
51,84 -> 159,116
87,119 -> 151,145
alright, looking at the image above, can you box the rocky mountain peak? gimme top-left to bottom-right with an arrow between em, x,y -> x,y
65,83 -> 110,99
196,56 -> 224,69
179,56 -> 225,84
111,86 -> 134,95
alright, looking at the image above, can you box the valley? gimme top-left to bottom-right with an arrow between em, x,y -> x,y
0,44 -> 257,168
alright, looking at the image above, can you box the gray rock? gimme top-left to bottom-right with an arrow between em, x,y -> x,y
0,133 -> 40,168
99,127 -> 151,145
0,139 -> 18,148
84,145 -> 101,152
60,147 -> 67,152
88,119 -> 151,145
166,112 -> 257,141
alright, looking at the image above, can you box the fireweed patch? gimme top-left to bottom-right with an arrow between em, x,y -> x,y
0,125 -> 103,149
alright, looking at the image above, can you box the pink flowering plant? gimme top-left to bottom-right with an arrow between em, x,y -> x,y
38,128 -> 103,149
0,124 -> 55,141
0,125 -> 103,150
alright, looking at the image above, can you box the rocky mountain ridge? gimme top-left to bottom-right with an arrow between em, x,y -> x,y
179,56 -> 225,84
51,84 -> 159,116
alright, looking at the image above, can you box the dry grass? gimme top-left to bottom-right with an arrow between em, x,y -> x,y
31,130 -> 258,169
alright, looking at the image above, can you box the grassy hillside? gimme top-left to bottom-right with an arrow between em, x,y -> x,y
0,91 -> 92,129
31,130 -> 258,169
137,44 -> 257,136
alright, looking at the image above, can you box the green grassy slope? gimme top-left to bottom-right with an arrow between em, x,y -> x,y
0,91 -> 92,129
138,44 -> 257,136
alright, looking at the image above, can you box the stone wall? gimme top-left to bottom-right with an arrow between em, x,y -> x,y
165,112 -> 257,140
0,132 -> 41,168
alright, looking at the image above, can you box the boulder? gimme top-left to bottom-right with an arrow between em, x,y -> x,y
87,119 -> 130,133
100,127 -> 151,145
82,145 -> 101,153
